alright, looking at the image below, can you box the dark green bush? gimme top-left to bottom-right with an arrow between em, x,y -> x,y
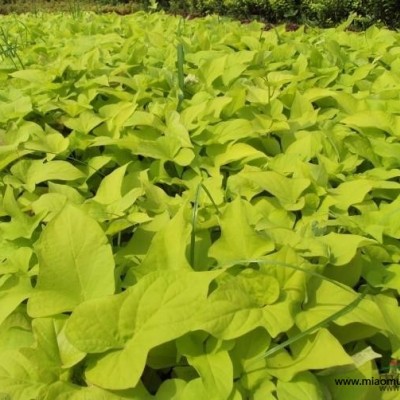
300,0 -> 368,25
374,0 -> 400,28
90,0 -> 400,28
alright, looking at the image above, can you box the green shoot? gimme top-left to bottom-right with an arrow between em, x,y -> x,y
0,26 -> 24,70
190,182 -> 222,268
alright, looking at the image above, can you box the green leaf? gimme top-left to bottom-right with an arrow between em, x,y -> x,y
28,204 -> 115,317
209,198 -> 274,264
0,275 -> 32,328
317,355 -> 381,400
318,233 -> 375,266
276,372 -> 325,400
138,207 -> 192,275
0,317 -> 65,398
63,111 -> 104,134
327,180 -> 372,210
198,54 -> 227,87
123,111 -> 165,130
0,307 -> 33,353
24,132 -> 69,159
209,119 -> 255,144
265,329 -> 354,381
373,294 -> 400,357
31,193 -> 68,222
93,163 -> 129,205
289,92 -> 318,130
10,69 -> 54,84
342,110 -> 400,136
227,167 -> 310,209
177,334 -> 234,399
0,95 -> 32,122
223,51 -> 255,86
11,160 -> 84,191
236,268 -> 280,306
0,186 -> 43,239
42,381 -> 152,400
99,102 -> 138,138
209,142 -> 267,167
0,350 -> 46,399
65,270 -> 219,390
156,379 -> 190,399
198,274 -> 294,339
296,280 -> 388,332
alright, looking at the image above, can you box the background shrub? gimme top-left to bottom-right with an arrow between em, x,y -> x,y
131,0 -> 400,28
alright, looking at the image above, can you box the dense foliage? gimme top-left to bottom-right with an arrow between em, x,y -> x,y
0,0 -> 400,28
135,0 -> 400,28
1,10 -> 400,399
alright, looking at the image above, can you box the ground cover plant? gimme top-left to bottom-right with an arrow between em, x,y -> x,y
0,0 -> 139,16
0,9 -> 400,400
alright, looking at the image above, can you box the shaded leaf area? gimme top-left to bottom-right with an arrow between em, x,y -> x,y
0,11 -> 400,400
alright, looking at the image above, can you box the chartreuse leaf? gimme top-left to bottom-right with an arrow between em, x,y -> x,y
265,329 -> 354,381
156,378 -> 216,400
181,94 -> 232,127
0,316 -> 77,398
227,167 -> 310,209
99,102 -> 138,138
65,270 -> 220,390
229,328 -> 273,397
31,193 -> 68,222
63,110 -> 104,134
0,94 -> 32,122
197,271 -> 293,340
208,142 -> 267,168
256,247 -> 307,302
296,280 -> 388,332
10,69 -> 54,84
342,110 -> 400,136
223,51 -> 256,86
209,119 -> 255,144
317,233 -> 375,266
10,159 -> 84,192
176,379 -> 209,400
0,351 -> 45,399
289,92 -> 318,130
277,371 -> 325,400
28,204 -> 115,317
118,134 -> 194,164
93,163 -> 129,205
373,294 -> 400,357
209,198 -> 274,264
0,307 -> 33,353
0,274 -> 32,328
165,110 -> 192,148
43,381 -> 153,400
317,354 -> 380,400
347,197 -> 400,242
156,379 -> 193,399
327,180 -> 373,210
177,334 -> 234,399
24,133 -> 70,161
0,186 -> 43,240
251,381 -> 276,400
138,207 -> 192,275
236,268 -> 280,306
198,54 -> 227,87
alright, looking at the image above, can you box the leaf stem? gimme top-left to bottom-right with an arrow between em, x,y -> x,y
263,285 -> 370,359
190,183 -> 202,268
